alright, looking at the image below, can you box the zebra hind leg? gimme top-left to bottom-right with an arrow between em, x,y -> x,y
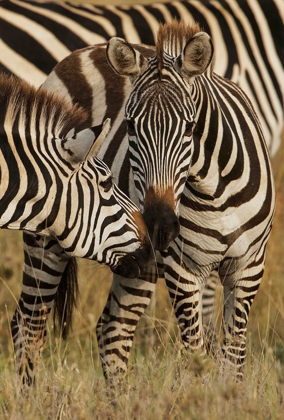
11,232 -> 72,386
202,271 -> 220,355
11,302 -> 48,386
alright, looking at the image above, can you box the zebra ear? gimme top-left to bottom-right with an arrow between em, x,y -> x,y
176,32 -> 214,83
62,119 -> 111,164
85,118 -> 111,160
106,37 -> 148,80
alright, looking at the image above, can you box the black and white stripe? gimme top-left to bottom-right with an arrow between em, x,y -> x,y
0,0 -> 283,155
0,73 -> 151,384
17,21 -> 275,379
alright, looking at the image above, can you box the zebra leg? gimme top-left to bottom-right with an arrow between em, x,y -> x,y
162,253 -> 206,352
220,258 -> 265,378
11,232 -> 72,385
202,271 -> 220,353
96,264 -> 158,380
165,277 -> 204,352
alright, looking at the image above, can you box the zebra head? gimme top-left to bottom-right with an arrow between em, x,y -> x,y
106,22 -> 213,251
54,119 -> 152,279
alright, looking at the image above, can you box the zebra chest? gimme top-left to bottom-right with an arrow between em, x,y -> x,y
178,202 -> 253,266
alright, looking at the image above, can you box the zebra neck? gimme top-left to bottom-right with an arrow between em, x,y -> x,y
0,131 -> 66,234
188,73 -> 265,201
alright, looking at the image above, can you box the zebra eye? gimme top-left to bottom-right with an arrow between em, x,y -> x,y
185,121 -> 194,136
127,119 -> 136,135
100,176 -> 113,192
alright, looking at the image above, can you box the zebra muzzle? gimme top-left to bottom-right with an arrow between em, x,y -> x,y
143,203 -> 180,251
112,244 -> 154,279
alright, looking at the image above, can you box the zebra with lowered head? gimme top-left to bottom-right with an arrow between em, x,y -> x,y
0,73 -> 152,384
19,20 -> 275,380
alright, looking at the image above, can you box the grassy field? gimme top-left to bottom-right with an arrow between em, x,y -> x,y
1,0 -> 284,418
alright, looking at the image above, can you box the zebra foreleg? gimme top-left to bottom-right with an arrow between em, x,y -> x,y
220,258 -> 265,379
96,267 -> 158,381
11,232 -> 71,385
163,259 -> 206,353
165,281 -> 204,353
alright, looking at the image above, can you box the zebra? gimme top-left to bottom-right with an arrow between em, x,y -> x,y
16,20 -> 275,379
1,0 -> 283,338
0,0 -> 283,155
0,73 -> 153,384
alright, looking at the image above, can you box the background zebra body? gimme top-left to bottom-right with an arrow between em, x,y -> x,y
0,0 -> 283,155
31,22 -> 275,377
0,73 -> 152,383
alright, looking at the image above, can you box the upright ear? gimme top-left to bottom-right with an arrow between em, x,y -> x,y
106,37 -> 148,80
84,118 -> 111,160
175,32 -> 214,84
59,118 -> 111,166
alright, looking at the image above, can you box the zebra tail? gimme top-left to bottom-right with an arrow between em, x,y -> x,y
53,257 -> 79,340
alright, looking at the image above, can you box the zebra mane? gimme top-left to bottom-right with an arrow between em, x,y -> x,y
0,73 -> 87,137
156,20 -> 202,72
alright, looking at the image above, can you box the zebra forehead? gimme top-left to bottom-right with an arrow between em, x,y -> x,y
127,86 -> 194,121
156,20 -> 202,71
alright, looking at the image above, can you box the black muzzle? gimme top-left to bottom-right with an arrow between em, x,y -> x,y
143,202 -> 180,251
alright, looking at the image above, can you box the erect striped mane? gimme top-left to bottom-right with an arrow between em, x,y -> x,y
0,73 -> 87,137
156,20 -> 202,71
